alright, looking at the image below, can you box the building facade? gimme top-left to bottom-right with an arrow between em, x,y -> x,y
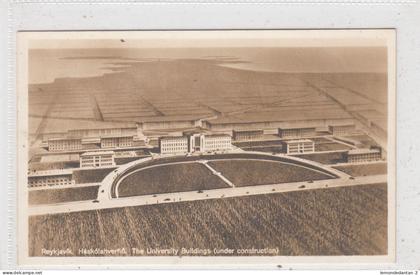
201,134 -> 232,152
282,139 -> 315,154
68,127 -> 137,138
80,151 -> 116,168
232,129 -> 264,141
278,127 -> 316,139
160,134 -> 232,154
346,148 -> 382,163
100,136 -> 134,148
159,136 -> 189,154
329,124 -> 356,136
48,138 -> 82,152
138,118 -> 201,131
28,173 -> 73,188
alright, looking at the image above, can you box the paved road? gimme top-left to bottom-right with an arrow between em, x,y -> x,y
98,151 -> 349,202
113,157 -> 345,198
28,182 -> 101,191
199,160 -> 236,188
28,174 -> 387,216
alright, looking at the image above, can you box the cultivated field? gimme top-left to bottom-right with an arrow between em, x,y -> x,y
29,183 -> 387,256
28,52 -> 387,143
333,163 -> 387,177
208,159 -> 333,187
117,163 -> 228,197
28,186 -> 99,205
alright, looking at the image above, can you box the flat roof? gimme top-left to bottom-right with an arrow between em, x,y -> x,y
81,150 -> 115,156
100,134 -> 134,139
81,137 -> 101,144
232,129 -> 263,133
279,127 -> 316,130
207,108 -> 351,125
137,115 -> 205,123
67,123 -> 137,131
282,139 -> 314,144
329,124 -> 355,128
205,134 -> 231,138
48,137 -> 81,141
347,148 -> 381,155
160,136 -> 188,141
28,170 -> 73,177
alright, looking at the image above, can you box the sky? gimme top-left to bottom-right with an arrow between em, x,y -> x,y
28,47 -> 387,85
26,31 -> 391,84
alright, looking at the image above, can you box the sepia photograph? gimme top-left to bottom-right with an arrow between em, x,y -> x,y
17,30 -> 395,265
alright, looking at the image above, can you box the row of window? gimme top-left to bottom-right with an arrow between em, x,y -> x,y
348,153 -> 381,162
161,142 -> 188,146
280,130 -> 315,138
287,143 -> 315,153
233,134 -> 263,141
161,146 -> 188,152
28,177 -> 72,188
49,140 -> 82,151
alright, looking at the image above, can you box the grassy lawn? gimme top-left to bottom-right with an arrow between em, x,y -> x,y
333,162 -> 387,177
208,159 -> 333,187
72,168 -> 115,184
28,186 -> 99,205
117,162 -> 228,197
29,183 -> 387,256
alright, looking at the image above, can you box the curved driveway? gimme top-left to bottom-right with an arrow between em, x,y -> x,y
98,151 -> 350,201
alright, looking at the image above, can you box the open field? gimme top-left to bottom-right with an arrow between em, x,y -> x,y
29,183 -> 387,256
117,162 -> 228,197
72,168 -> 115,184
29,186 -> 99,205
28,52 -> 386,140
208,160 -> 333,187
333,163 -> 387,177
296,152 -> 347,165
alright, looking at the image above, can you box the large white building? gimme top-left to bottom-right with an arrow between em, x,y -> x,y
159,136 -> 189,154
232,129 -> 264,141
47,138 -> 83,152
159,134 -> 232,155
278,127 -> 316,139
346,148 -> 382,163
68,127 -> 137,138
137,116 -> 202,131
329,124 -> 356,136
100,136 -> 134,148
192,134 -> 232,152
44,134 -> 142,152
27,170 -> 74,188
282,139 -> 315,154
80,151 -> 116,168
